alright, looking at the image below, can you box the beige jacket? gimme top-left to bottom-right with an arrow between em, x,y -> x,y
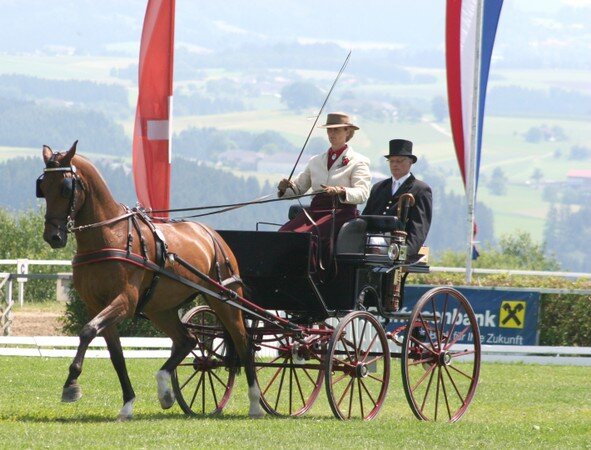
283,146 -> 371,205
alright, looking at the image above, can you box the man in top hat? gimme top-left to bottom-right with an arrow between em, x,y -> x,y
362,139 -> 432,259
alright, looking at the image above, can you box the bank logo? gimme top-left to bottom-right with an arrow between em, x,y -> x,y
499,301 -> 526,329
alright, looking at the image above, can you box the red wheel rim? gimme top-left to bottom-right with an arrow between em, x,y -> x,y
326,311 -> 390,420
401,287 -> 481,422
173,306 -> 236,416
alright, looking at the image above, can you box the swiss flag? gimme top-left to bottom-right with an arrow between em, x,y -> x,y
132,0 -> 175,217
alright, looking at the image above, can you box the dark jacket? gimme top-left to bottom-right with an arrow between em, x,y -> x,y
362,174 -> 432,257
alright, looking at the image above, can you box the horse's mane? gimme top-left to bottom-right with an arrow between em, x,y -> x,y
72,154 -> 118,205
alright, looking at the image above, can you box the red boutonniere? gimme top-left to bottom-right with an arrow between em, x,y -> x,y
341,156 -> 350,167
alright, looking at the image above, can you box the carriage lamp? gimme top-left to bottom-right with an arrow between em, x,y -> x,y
387,243 -> 400,261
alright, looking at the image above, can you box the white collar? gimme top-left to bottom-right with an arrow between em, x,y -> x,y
391,173 -> 411,194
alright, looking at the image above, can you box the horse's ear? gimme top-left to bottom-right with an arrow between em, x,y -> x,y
42,145 -> 53,164
63,140 -> 78,165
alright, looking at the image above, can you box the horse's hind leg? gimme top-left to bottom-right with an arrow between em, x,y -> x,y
102,326 -> 136,421
148,309 -> 197,410
62,299 -> 130,407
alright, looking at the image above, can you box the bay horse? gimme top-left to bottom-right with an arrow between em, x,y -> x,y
37,141 -> 264,420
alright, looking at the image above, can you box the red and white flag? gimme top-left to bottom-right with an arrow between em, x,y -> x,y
132,0 -> 175,217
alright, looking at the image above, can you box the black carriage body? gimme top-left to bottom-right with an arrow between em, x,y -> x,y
218,230 -> 365,315
217,229 -> 411,317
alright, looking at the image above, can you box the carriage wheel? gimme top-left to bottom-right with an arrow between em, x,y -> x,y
325,311 -> 390,420
252,315 -> 326,417
172,306 -> 236,416
401,287 -> 481,422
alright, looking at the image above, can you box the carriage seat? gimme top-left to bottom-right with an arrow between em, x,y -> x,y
359,215 -> 404,233
288,204 -> 309,220
335,216 -> 404,256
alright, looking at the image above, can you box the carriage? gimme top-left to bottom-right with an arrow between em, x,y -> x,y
37,143 -> 481,422
171,213 -> 482,422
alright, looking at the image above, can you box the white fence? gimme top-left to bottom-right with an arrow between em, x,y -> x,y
2,259 -> 591,365
0,336 -> 589,366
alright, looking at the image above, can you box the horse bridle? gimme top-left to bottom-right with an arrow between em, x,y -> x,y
36,165 -> 83,233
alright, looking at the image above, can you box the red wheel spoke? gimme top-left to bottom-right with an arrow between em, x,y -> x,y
358,378 -> 378,408
443,365 -> 469,405
438,366 -> 453,421
430,298 -> 442,350
273,366 -> 288,410
444,324 -> 471,350
189,371 -> 205,410
439,293 -> 450,346
361,332 -> 380,362
419,366 -> 436,412
357,378 -> 365,419
260,364 -> 284,396
336,377 -> 354,410
416,314 -> 438,351
178,368 -> 198,390
337,336 -> 357,366
448,363 -> 475,381
445,307 -> 462,349
409,335 -> 439,356
347,377 -> 355,419
411,360 -> 436,393
434,366 -> 442,421
207,371 -> 219,410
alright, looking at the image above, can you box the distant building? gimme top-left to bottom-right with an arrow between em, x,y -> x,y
217,150 -> 261,171
257,152 -> 298,174
566,169 -> 591,187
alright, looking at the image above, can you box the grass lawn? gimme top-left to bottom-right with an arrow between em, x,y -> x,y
0,356 -> 589,449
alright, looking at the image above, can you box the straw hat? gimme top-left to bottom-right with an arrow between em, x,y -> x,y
318,112 -> 359,130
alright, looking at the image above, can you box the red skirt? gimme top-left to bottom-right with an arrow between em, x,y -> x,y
279,194 -> 358,273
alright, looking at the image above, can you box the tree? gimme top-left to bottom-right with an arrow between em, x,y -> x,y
487,167 -> 508,196
524,127 -> 543,143
280,82 -> 323,111
435,230 -> 560,271
530,168 -> 543,187
431,96 -> 447,122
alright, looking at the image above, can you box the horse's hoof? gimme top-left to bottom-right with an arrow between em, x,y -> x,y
116,413 -> 132,422
117,398 -> 135,421
159,391 -> 175,410
249,410 -> 266,419
61,384 -> 82,403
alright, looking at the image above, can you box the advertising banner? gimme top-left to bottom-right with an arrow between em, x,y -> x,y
389,286 -> 541,345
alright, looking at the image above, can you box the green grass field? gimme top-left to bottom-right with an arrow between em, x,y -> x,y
0,357 -> 589,449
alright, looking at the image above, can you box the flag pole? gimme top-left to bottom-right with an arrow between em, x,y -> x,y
466,0 -> 484,283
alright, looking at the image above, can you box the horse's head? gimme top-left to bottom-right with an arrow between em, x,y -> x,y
37,141 -> 86,248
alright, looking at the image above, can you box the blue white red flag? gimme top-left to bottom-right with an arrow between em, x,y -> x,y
132,0 -> 175,217
446,0 -> 503,193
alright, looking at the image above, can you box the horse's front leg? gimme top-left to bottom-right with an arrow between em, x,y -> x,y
62,299 -> 130,408
102,326 -> 136,421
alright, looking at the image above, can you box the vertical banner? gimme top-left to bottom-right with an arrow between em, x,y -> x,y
445,0 -> 503,191
446,0 -> 503,278
132,0 -> 175,217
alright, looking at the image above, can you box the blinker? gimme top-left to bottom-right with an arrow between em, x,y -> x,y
36,175 -> 45,198
35,174 -> 75,199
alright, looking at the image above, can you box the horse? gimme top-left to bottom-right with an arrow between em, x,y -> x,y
37,141 -> 264,420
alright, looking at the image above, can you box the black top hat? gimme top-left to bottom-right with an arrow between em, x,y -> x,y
384,139 -> 417,163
